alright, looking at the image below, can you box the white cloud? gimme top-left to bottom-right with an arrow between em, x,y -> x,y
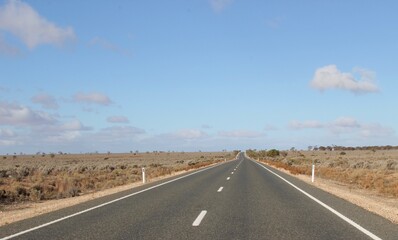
73,92 -> 113,106
30,119 -> 92,143
0,101 -> 56,126
0,102 -> 94,147
173,129 -> 208,140
90,126 -> 146,142
310,65 -> 379,93
0,0 -> 75,49
289,120 -> 324,130
332,117 -> 360,128
289,117 -> 395,139
328,117 -> 360,134
209,0 -> 232,12
31,93 -> 58,109
107,116 -> 130,123
218,130 -> 265,138
0,128 -> 16,137
359,123 -> 395,138
57,120 -> 92,132
0,139 -> 17,146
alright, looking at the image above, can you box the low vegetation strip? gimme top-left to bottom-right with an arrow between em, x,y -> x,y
246,148 -> 398,197
0,152 -> 236,206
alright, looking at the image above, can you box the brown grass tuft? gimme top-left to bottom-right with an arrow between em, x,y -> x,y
0,152 -> 233,205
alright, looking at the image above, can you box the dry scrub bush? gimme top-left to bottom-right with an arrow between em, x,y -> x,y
257,149 -> 398,197
0,152 -> 231,204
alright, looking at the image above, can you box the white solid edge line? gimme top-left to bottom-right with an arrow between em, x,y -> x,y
251,160 -> 382,240
192,210 -> 207,226
217,187 -> 223,192
1,163 -> 224,240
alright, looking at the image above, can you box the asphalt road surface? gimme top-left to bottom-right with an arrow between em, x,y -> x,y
1,153 -> 397,240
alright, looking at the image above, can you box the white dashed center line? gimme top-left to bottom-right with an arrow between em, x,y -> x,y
192,210 -> 207,226
217,187 -> 223,192
227,177 -> 230,180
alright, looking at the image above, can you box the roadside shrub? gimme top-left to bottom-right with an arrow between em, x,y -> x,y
267,149 -> 280,157
0,151 -> 232,204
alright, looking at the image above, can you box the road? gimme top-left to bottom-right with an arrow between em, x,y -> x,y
1,153 -> 397,239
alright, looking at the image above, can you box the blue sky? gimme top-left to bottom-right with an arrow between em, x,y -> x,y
1,0 -> 397,154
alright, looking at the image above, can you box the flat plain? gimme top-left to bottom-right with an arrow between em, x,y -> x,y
1,149 -> 397,227
0,151 -> 235,206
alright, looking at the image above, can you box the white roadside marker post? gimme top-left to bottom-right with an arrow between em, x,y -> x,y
142,167 -> 146,184
311,160 -> 315,183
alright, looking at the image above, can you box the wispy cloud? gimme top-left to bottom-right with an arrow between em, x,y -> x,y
310,65 -> 379,93
88,126 -> 146,143
0,128 -> 16,137
218,130 -> 265,138
289,120 -> 324,130
359,123 -> 395,138
209,0 -> 232,12
172,129 -> 208,140
289,117 -> 394,138
0,139 -> 17,146
89,37 -> 132,56
0,0 -> 75,49
31,93 -> 58,109
107,116 -> 130,124
73,92 -> 113,106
